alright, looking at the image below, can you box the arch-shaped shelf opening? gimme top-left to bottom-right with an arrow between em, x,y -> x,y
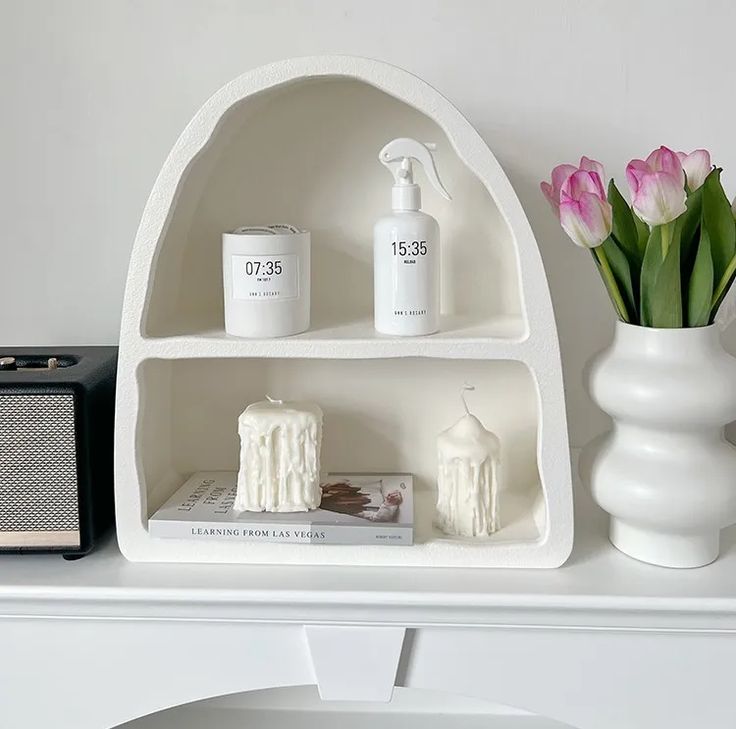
116,685 -> 581,729
143,75 -> 525,340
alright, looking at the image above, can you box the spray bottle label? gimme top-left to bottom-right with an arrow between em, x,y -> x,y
390,238 -> 434,316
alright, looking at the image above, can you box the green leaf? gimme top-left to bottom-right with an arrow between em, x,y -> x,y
599,236 -> 636,322
702,168 -> 736,284
633,211 -> 650,257
710,254 -> 736,322
639,226 -> 662,326
650,231 -> 682,328
679,185 -> 703,268
608,179 -> 641,265
687,228 -> 714,327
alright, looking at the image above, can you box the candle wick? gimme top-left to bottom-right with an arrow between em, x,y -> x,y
461,383 -> 475,415
266,395 -> 284,405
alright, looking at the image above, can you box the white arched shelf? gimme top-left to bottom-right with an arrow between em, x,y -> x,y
115,56 -> 573,567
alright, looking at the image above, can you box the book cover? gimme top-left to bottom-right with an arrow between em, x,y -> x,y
148,471 -> 414,546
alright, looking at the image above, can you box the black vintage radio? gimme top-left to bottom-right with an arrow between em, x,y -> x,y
0,347 -> 117,558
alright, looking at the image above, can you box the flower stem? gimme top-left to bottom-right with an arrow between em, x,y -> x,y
594,245 -> 630,322
660,222 -> 672,258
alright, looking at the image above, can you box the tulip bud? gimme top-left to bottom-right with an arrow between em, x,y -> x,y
558,170 -> 612,248
626,146 -> 687,226
540,163 -> 577,214
677,149 -> 711,192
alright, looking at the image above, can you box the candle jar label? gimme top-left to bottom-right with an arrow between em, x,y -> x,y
231,254 -> 299,301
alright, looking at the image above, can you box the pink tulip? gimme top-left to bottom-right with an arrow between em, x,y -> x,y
558,169 -> 612,248
540,156 -> 605,214
541,163 -> 577,213
626,146 -> 687,226
676,149 -> 711,192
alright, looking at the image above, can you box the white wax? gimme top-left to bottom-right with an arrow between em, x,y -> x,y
235,399 -> 323,513
436,412 -> 500,537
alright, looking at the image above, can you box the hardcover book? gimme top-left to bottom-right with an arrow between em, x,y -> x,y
148,471 -> 414,545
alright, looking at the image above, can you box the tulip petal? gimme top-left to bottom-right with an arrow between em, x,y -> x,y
677,149 -> 711,192
645,146 -> 685,190
632,171 -> 687,226
562,170 -> 605,201
540,181 -> 559,213
579,157 -> 606,195
626,159 -> 649,195
581,191 -> 613,235
589,170 -> 606,200
541,163 -> 578,214
645,146 -> 667,169
560,192 -> 612,248
550,164 -> 577,193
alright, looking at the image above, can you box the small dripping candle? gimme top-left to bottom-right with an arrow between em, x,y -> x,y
436,386 -> 501,537
235,397 -> 323,513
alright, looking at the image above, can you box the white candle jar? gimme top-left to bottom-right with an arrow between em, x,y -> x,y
222,225 -> 310,337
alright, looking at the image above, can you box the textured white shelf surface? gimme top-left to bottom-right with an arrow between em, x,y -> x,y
3,480 -> 736,631
141,314 -> 527,360
115,56 -> 574,568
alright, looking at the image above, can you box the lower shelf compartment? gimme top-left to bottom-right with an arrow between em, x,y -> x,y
115,355 -> 571,566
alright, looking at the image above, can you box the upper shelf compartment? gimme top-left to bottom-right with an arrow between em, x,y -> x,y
138,63 -> 528,345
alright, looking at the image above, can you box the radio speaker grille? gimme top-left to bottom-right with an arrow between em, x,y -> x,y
0,394 -> 79,532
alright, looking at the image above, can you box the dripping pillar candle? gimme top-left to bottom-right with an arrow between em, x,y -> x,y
235,397 -> 323,512
436,389 -> 501,537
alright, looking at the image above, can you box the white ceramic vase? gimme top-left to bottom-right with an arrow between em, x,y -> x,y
581,321 -> 736,568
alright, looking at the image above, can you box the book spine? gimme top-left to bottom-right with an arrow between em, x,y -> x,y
149,520 -> 413,546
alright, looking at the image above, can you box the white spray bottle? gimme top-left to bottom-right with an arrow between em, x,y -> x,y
374,138 -> 451,336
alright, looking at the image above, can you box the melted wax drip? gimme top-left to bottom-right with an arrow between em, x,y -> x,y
436,412 -> 501,537
235,402 -> 322,513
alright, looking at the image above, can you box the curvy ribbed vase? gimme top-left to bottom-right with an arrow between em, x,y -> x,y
581,322 -> 736,568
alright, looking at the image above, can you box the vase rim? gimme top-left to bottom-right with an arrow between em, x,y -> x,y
615,320 -> 718,334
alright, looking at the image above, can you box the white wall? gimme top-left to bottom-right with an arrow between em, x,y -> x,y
2,0 -> 735,447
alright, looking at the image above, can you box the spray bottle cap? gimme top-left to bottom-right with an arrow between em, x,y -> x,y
379,138 -> 451,211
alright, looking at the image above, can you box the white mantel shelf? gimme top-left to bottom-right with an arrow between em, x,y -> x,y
3,486 -> 736,632
4,482 -> 736,729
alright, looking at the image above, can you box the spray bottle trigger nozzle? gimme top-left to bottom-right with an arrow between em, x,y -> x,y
378,138 -> 451,202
